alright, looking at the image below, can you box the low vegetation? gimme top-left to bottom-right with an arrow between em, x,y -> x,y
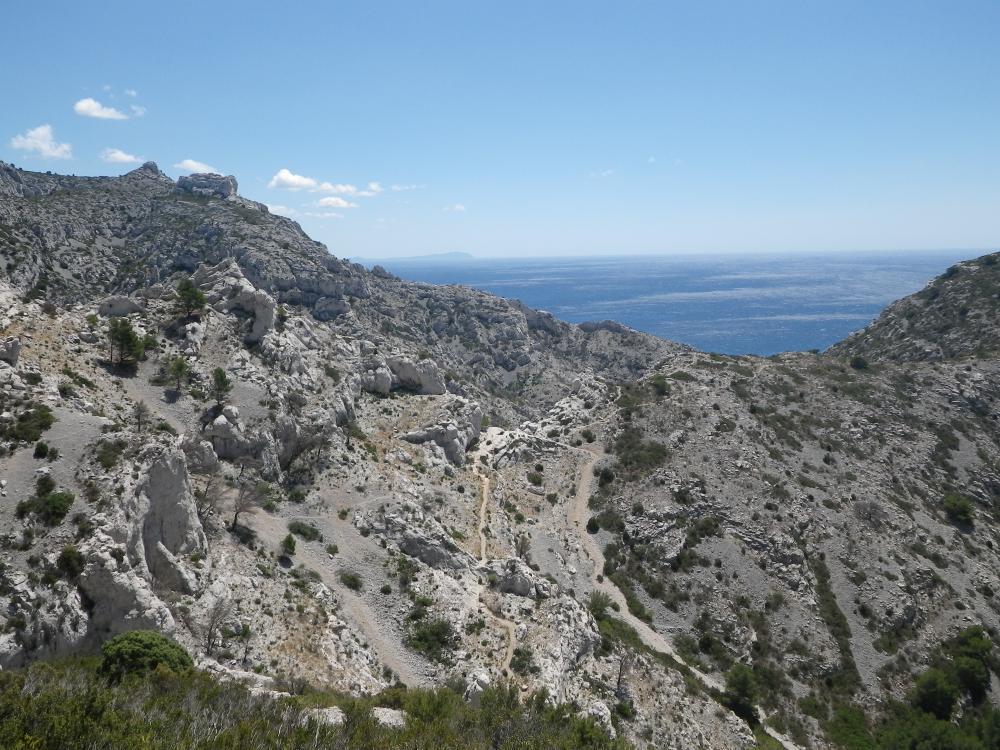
0,651 -> 626,749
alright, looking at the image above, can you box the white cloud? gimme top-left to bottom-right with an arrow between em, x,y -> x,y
317,196 -> 358,209
318,182 -> 359,194
443,203 -> 466,212
100,147 -> 140,164
174,158 -> 219,173
130,105 -> 147,117
589,168 -> 615,178
9,124 -> 72,159
270,169 -> 383,197
269,168 -> 318,190
125,88 -> 138,98
391,183 -> 424,191
74,97 -> 128,120
266,204 -> 298,217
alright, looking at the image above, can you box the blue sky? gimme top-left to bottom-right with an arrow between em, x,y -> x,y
2,1 -> 998,259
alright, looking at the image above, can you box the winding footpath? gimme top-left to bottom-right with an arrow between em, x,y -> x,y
566,442 -> 803,750
472,465 -> 518,674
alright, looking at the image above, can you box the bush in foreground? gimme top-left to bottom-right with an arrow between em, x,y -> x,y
0,655 -> 626,749
100,630 -> 194,680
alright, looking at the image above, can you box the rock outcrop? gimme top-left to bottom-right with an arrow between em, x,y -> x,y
402,400 -> 483,465
193,259 -> 276,344
176,172 -> 239,200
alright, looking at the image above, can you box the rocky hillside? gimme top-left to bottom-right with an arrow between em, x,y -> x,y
830,250 -> 1000,362
1,162 -> 999,750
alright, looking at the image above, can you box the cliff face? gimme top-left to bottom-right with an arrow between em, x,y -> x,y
1,163 -> 998,750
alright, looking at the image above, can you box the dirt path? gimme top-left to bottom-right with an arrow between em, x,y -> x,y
565,441 -> 803,750
250,512 -> 432,688
472,465 -> 517,674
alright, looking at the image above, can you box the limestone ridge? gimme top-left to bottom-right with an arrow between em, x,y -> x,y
1,162 -> 999,749
829,250 -> 1000,362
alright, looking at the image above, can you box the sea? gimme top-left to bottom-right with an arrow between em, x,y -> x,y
364,250 -> 976,356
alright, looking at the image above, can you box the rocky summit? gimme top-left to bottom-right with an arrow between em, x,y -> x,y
1,163 -> 999,749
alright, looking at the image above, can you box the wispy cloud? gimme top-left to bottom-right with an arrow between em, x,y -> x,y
303,211 -> 344,219
266,204 -> 298,217
129,105 -> 146,117
100,147 -> 140,164
589,168 -> 615,178
10,125 -> 72,159
443,203 -> 466,212
317,196 -> 358,209
391,183 -> 424,192
174,158 -> 219,173
124,88 -> 138,98
74,97 -> 128,120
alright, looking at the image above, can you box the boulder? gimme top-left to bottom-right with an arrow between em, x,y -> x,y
481,558 -> 555,599
0,337 -> 20,366
98,296 -> 143,317
402,400 -> 483,465
372,707 -> 407,728
124,449 -> 207,593
356,501 -> 475,571
313,296 -> 351,320
176,173 -> 239,200
78,530 -> 177,636
387,356 -> 446,395
179,434 -> 220,474
301,706 -> 346,727
192,259 -> 276,344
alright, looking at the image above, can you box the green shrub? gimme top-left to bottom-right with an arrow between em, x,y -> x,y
910,668 -> 959,720
96,439 -> 126,469
280,534 -> 296,556
16,476 -> 74,526
407,618 -> 457,663
510,646 -> 539,676
613,427 -> 667,475
56,545 -> 86,580
33,441 -> 49,458
0,657 -> 626,749
287,520 -> 321,541
4,403 -> 55,443
100,630 -> 193,680
339,570 -> 362,591
723,663 -> 758,723
587,591 -> 613,619
943,493 -> 974,526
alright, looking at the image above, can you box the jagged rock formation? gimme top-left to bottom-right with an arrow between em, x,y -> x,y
1,161 -> 998,749
176,172 -> 239,200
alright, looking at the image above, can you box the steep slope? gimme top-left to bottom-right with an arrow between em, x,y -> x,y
829,250 -> 1000,362
0,160 -> 676,420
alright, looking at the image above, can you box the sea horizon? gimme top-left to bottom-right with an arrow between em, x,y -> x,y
364,248 -> 979,356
